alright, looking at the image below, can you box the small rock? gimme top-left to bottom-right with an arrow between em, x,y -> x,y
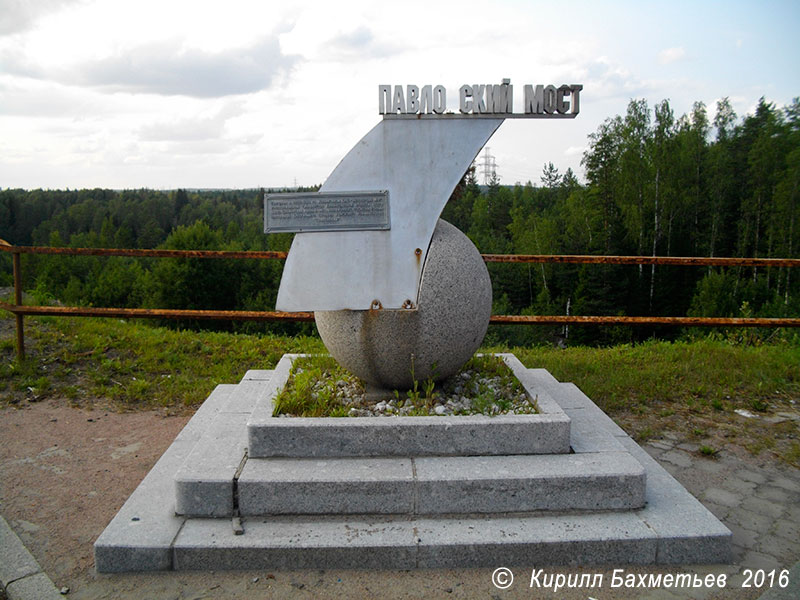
252,577 -> 259,583
60,586 -> 70,595
735,409 -> 758,419
434,405 -> 446,415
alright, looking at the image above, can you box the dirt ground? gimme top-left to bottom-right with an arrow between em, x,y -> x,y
0,397 -> 793,600
0,401 -> 190,590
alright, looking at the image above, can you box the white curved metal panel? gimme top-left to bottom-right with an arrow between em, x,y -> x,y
275,117 -> 503,311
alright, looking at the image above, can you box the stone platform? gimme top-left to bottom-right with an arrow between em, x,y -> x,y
94,354 -> 731,572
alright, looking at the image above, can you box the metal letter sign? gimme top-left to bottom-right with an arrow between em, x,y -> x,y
274,80 -> 581,312
265,191 -> 390,233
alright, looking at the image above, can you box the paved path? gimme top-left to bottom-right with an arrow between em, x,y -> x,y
641,432 -> 799,599
0,515 -> 62,600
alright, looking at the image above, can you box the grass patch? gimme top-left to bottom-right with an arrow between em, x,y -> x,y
504,338 -> 800,417
272,354 -> 533,417
699,445 -> 719,457
0,312 -> 323,411
2,311 -> 798,466
787,442 -> 800,465
273,355 -> 361,417
494,338 -> 800,467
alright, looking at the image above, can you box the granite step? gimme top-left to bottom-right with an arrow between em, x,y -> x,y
95,357 -> 732,573
170,510 -> 674,570
233,451 -> 646,516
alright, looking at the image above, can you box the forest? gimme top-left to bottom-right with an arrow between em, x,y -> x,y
1,96 -> 798,346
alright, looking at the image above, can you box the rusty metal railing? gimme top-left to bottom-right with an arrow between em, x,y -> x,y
482,253 -> 800,268
2,239 -> 799,360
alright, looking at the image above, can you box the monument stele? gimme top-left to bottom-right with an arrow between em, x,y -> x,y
266,80 -> 582,388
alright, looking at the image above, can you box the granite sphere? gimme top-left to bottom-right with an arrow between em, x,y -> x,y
314,219 -> 492,389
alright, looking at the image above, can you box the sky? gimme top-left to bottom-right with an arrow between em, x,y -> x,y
0,0 -> 798,190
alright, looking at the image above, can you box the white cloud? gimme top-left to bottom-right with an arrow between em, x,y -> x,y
72,36 -> 299,98
0,0 -> 83,35
138,103 -> 244,142
0,77 -> 98,117
658,46 -> 686,65
583,57 -> 651,100
320,25 -> 402,60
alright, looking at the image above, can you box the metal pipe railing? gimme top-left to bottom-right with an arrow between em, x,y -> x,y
482,253 -> 800,268
3,243 -> 799,267
2,238 -> 799,361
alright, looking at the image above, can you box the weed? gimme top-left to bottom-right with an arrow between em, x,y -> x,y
786,442 -> 800,466
273,355 -> 362,417
699,445 -> 719,457
423,375 -> 437,405
405,355 -> 422,408
62,385 -> 80,400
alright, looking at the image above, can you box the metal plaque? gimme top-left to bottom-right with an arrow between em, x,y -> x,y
264,191 -> 390,234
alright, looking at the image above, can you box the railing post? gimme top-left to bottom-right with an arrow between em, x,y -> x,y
13,250 -> 24,361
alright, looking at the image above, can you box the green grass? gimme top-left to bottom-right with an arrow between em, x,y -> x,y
2,312 -> 799,466
0,313 -> 324,409
3,315 -> 798,414
272,354 -> 532,417
699,445 -> 719,457
503,339 -> 800,415
273,354 -> 361,417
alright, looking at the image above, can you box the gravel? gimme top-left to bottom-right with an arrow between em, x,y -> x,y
278,364 -> 538,417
